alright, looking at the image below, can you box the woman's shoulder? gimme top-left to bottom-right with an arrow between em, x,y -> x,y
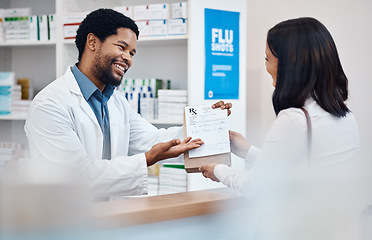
276,107 -> 307,125
277,99 -> 358,130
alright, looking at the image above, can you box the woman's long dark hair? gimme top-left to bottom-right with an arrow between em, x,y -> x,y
267,17 -> 349,117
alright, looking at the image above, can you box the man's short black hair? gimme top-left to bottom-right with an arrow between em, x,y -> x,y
75,8 -> 139,61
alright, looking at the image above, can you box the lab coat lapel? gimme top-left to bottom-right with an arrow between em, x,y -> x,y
64,66 -> 100,128
80,98 -> 100,128
107,97 -> 119,158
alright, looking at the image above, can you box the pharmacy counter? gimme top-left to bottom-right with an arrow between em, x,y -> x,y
90,187 -> 250,229
0,188 -> 255,240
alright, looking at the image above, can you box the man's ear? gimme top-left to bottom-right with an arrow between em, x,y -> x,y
86,33 -> 98,51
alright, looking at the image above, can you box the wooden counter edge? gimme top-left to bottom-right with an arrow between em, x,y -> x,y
90,188 -> 248,228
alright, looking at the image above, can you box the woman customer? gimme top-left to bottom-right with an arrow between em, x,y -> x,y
200,17 -> 360,240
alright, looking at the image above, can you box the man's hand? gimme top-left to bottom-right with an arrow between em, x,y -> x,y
199,163 -> 219,182
211,101 -> 232,116
145,137 -> 204,166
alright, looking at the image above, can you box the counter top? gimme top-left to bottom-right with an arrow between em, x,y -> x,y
90,188 -> 248,228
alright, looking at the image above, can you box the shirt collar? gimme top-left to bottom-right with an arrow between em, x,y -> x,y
71,64 -> 115,102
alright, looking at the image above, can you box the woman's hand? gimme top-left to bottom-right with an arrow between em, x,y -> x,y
211,101 -> 232,116
229,130 -> 251,159
199,163 -> 219,182
145,137 -> 204,166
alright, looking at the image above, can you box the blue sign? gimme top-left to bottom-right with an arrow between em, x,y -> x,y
204,8 -> 240,99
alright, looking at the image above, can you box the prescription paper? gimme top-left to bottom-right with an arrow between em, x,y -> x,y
184,105 -> 230,158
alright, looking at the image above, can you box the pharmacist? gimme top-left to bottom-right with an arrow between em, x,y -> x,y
24,9 -> 231,199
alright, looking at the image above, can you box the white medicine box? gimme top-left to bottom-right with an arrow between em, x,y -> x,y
114,6 -> 133,19
29,15 -> 38,41
149,20 -> 167,36
38,15 -> 48,41
148,4 -> 170,20
136,20 -> 149,37
171,2 -> 188,19
0,72 -> 15,85
133,5 -> 149,21
49,14 -> 56,41
168,18 -> 187,35
63,12 -> 87,39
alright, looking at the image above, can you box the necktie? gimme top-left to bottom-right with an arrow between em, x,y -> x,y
102,101 -> 111,160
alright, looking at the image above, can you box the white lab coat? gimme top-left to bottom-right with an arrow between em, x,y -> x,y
25,67 -> 183,198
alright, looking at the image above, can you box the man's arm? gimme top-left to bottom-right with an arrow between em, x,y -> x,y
25,100 -> 148,197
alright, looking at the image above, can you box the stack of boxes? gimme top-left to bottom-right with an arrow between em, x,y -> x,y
118,78 -> 166,120
0,3 -> 188,42
62,12 -> 88,40
28,14 -> 56,42
0,72 -> 31,116
0,72 -> 15,115
147,164 -> 160,196
11,98 -> 31,117
119,78 -> 187,122
114,2 -> 188,37
0,8 -> 56,43
2,8 -> 30,42
17,78 -> 30,100
169,2 -> 188,35
133,4 -> 170,37
157,89 -> 187,122
158,164 -> 187,195
0,142 -> 26,169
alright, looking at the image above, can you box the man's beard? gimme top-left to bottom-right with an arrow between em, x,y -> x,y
93,50 -> 123,87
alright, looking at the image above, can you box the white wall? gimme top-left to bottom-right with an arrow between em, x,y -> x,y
186,0 -> 247,190
245,0 -> 372,204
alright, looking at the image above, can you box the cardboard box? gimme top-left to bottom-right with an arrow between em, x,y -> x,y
63,24 -> 79,39
29,15 -> 38,41
168,18 -> 187,35
149,20 -> 167,36
136,20 -> 149,37
0,72 -> 15,85
171,2 -> 188,19
114,6 -> 133,19
63,12 -> 87,24
133,5 -> 149,21
39,15 -> 48,41
148,4 -> 169,20
48,14 -> 56,40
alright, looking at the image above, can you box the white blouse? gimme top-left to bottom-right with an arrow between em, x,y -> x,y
214,98 -> 360,239
215,98 -> 359,195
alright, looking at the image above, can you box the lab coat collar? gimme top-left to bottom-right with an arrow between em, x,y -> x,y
65,66 -> 84,96
64,66 -> 101,128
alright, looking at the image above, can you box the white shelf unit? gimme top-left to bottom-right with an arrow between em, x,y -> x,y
63,35 -> 187,45
0,115 -> 27,120
0,41 -> 56,46
0,0 -> 188,146
0,0 -> 248,192
0,0 -> 56,146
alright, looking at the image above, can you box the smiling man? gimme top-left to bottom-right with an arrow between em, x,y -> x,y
24,9 -> 217,200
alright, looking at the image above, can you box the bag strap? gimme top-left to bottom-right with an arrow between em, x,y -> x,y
300,107 -> 312,163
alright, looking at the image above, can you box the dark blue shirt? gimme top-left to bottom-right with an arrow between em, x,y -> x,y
71,64 -> 114,159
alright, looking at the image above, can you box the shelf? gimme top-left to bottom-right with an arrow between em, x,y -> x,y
0,114 -> 27,120
0,41 -> 56,47
138,35 -> 187,42
148,119 -> 182,125
63,35 -> 187,46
